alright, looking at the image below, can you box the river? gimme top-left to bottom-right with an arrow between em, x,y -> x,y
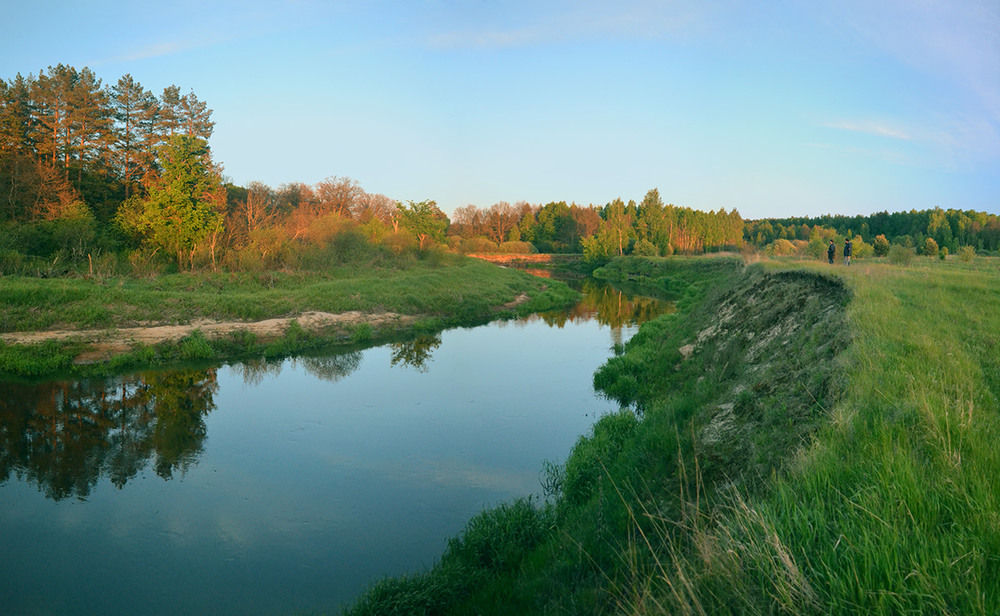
0,279 -> 671,615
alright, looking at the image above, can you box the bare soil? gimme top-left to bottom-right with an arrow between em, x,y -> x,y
1,311 -> 416,364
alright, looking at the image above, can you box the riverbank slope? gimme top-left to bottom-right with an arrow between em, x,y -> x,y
345,255 -> 1000,615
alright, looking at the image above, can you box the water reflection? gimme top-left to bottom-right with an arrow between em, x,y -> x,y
0,369 -> 217,501
390,335 -> 442,372
0,277 -> 676,615
0,279 -> 667,504
522,279 -> 675,345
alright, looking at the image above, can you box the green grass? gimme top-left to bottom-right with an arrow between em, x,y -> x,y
340,255 -> 1000,615
0,257 -> 579,378
716,257 -> 1000,615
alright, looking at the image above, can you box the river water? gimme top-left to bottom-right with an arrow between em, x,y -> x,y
0,279 -> 671,615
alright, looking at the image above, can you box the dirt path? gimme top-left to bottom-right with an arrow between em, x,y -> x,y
1,311 -> 415,364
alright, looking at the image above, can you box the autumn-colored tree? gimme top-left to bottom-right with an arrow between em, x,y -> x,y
315,175 -> 362,217
484,201 -> 518,245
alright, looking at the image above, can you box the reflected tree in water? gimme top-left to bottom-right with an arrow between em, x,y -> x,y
232,358 -> 285,386
526,280 -> 674,342
298,352 -> 363,383
0,368 -> 217,500
390,335 -> 441,372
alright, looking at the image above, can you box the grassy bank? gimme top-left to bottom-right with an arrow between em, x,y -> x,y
343,255 -> 1000,615
0,256 -> 578,378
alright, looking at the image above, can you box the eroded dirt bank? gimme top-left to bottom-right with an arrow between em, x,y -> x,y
1,311 -> 416,364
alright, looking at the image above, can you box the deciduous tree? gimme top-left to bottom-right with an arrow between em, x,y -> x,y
116,135 -> 224,269
397,199 -> 448,249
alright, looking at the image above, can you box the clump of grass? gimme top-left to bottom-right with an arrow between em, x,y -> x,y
344,498 -> 553,616
179,330 -> 215,360
350,323 -> 373,343
0,340 -> 77,377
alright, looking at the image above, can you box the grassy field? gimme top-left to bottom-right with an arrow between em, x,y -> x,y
0,256 -> 579,378
342,254 -> 1000,615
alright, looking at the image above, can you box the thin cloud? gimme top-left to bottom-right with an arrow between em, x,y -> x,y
106,40 -> 199,63
423,0 -> 720,50
823,120 -> 913,141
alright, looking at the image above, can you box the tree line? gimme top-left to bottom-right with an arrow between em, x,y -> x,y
0,64 -> 214,222
2,65 -> 997,276
745,208 -> 1000,255
447,190 -> 744,263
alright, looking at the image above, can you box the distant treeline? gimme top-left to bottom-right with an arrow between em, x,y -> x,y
2,64 -> 998,276
446,190 -> 744,260
745,208 -> 1000,254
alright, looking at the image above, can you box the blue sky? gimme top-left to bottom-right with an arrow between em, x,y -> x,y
2,0 -> 998,219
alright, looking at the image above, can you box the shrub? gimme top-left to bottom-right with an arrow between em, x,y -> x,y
806,238 -> 828,260
939,246 -> 948,261
888,244 -> 916,266
632,238 -> 659,257
873,234 -> 890,257
850,236 -> 874,259
764,238 -> 797,256
958,246 -> 975,263
383,230 -> 418,256
498,240 -> 535,254
923,237 -> 939,256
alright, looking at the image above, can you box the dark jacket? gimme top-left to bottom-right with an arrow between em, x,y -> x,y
844,240 -> 853,257
827,243 -> 835,257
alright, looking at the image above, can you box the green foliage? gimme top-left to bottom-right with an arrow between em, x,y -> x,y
959,245 -> 976,262
561,410 -> 640,506
115,135 -> 224,269
0,340 -> 76,377
631,237 -> 658,257
345,498 -> 553,616
888,243 -> 916,265
873,233 -> 890,256
397,199 -> 448,250
350,323 -> 373,343
923,236 -> 939,256
765,237 -> 797,256
443,498 -> 552,573
179,329 -> 215,360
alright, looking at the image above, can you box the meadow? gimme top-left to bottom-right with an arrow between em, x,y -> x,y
344,254 -> 1000,615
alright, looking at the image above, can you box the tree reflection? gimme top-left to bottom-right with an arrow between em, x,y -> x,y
0,368 -> 217,500
298,352 -> 363,383
390,335 -> 442,372
525,279 -> 674,338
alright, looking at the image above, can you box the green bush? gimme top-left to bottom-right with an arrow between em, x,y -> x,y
873,234 -> 890,256
632,238 -> 659,257
958,246 -> 975,262
888,244 -> 916,265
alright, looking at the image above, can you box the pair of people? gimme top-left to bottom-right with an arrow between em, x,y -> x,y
828,239 -> 853,265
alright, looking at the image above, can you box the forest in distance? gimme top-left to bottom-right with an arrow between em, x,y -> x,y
2,64 -> 1000,278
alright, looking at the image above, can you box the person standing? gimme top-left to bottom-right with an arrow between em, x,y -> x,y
828,239 -> 836,264
844,237 -> 853,266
